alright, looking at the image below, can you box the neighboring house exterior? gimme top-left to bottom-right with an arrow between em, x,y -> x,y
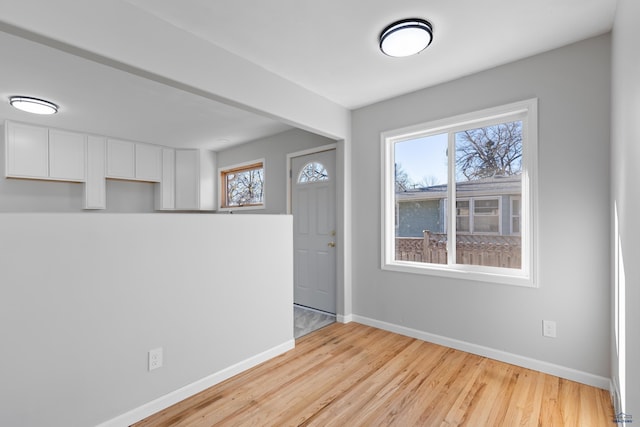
396,174 -> 522,238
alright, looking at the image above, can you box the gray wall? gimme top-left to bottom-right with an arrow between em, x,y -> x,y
216,128 -> 335,214
0,123 -> 156,213
612,0 -> 640,415
351,35 -> 611,378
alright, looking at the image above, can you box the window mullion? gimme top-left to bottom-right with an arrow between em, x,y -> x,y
447,132 -> 456,266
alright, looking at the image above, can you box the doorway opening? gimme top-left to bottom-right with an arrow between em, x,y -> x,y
288,145 -> 337,317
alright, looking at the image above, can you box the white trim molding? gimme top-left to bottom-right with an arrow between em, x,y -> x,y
352,315 -> 610,390
97,340 -> 295,427
337,313 -> 354,324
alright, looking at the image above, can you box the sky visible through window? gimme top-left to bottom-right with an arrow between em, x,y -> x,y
395,133 -> 448,187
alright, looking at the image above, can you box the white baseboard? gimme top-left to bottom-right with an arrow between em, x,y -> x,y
337,313 -> 353,323
610,377 -> 624,424
352,314 -> 610,390
98,317 -> 611,426
97,339 -> 295,427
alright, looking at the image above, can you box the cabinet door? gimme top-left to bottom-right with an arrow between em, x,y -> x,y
175,149 -> 199,210
5,121 -> 49,178
106,139 -> 135,179
155,148 -> 175,210
49,129 -> 86,181
135,143 -> 162,182
199,150 -> 217,211
85,136 -> 106,209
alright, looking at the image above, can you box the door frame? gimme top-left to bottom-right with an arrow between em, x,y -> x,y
287,143 -> 339,314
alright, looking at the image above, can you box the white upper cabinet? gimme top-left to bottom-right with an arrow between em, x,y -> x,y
48,129 -> 86,181
5,121 -> 86,182
4,120 -> 217,211
84,136 -> 106,210
155,148 -> 175,210
175,149 -> 199,210
6,121 -> 49,179
175,149 -> 216,211
135,143 -> 162,182
106,139 -> 135,179
106,139 -> 161,182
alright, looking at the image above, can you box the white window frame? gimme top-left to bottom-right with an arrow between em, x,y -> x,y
510,196 -> 521,235
218,158 -> 266,211
445,197 -> 502,235
470,197 -> 502,235
395,202 -> 399,230
381,99 -> 538,287
455,198 -> 471,234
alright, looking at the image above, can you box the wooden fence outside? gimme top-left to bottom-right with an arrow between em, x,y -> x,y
395,231 -> 521,269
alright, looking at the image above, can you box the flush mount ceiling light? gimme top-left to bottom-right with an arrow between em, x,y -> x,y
379,18 -> 433,57
9,96 -> 58,115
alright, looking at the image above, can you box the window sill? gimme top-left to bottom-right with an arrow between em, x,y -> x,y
218,205 -> 265,212
382,260 -> 536,288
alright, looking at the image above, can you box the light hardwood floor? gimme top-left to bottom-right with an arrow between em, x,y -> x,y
134,322 -> 613,426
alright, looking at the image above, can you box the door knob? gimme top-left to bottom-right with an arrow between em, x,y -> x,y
328,242 -> 336,247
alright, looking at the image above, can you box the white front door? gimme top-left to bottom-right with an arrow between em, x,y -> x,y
291,149 -> 336,314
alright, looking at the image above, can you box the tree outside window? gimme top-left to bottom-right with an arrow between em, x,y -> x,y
220,161 -> 264,208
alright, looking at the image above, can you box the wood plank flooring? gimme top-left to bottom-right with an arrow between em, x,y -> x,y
133,322 -> 613,427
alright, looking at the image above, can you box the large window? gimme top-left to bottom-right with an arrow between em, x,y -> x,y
219,160 -> 265,210
383,99 -> 537,286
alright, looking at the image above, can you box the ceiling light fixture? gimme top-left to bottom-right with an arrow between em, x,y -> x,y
9,96 -> 58,115
379,18 -> 433,57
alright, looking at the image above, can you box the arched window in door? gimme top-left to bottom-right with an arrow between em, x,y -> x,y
298,162 -> 329,183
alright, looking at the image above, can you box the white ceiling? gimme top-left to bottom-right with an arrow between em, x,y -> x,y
0,0 -> 617,150
125,0 -> 618,108
0,30 -> 292,150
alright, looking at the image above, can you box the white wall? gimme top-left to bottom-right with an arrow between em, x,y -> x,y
217,128 -> 335,214
0,214 -> 293,427
216,128 -> 354,319
611,0 -> 640,416
351,35 -> 611,384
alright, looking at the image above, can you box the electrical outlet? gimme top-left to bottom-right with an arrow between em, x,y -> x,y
148,347 -> 163,371
542,320 -> 557,338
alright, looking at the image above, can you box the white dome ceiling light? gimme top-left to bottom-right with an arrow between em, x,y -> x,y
379,18 -> 433,58
9,96 -> 58,115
